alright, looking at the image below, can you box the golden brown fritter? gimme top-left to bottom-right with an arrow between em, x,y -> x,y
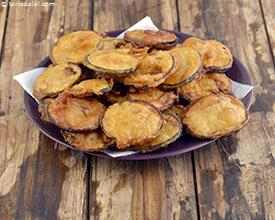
128,88 -> 178,111
33,64 -> 81,100
48,93 -> 105,131
101,101 -> 163,149
51,31 -> 102,64
182,94 -> 248,139
62,130 -> 113,151
124,30 -> 177,49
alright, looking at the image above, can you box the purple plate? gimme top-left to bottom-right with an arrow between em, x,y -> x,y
24,30 -> 253,160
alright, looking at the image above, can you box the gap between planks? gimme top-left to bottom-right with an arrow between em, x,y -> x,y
175,1 -> 201,218
258,0 -> 275,69
0,0 -> 10,67
86,156 -> 92,220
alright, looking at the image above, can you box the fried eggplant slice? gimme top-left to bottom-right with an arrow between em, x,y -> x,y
101,101 -> 163,149
163,47 -> 202,88
128,88 -> 178,111
84,49 -> 138,75
135,112 -> 182,152
203,40 -> 233,71
38,98 -> 55,123
124,30 -> 177,49
124,51 -> 175,88
207,73 -> 232,93
62,130 -> 113,151
182,94 -> 248,139
51,31 -> 102,64
48,93 -> 105,131
67,78 -> 113,97
182,37 -> 233,71
181,37 -> 206,55
178,73 -> 232,101
33,64 -> 81,100
121,43 -> 150,60
96,37 -> 125,50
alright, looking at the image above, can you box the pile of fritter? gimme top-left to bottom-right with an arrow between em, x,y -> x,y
33,30 -> 248,152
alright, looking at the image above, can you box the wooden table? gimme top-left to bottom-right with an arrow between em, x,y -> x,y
0,0 -> 274,219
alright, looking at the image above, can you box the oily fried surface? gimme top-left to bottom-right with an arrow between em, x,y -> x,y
182,94 -> 248,139
124,51 -> 175,88
124,30 -> 177,48
118,42 -> 150,60
48,93 -> 105,131
182,37 -> 233,71
181,37 -> 206,55
85,49 -> 138,74
178,73 -> 232,101
67,78 -> 113,97
51,31 -> 102,64
101,101 -> 163,149
38,98 -> 55,122
135,112 -> 182,152
33,64 -> 81,100
62,130 -> 113,151
163,47 -> 202,87
207,73 -> 232,93
128,88 -> 178,111
203,40 -> 233,71
96,37 -> 125,50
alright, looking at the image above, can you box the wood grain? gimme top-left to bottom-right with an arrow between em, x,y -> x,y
0,1 -> 91,219
90,1 -> 198,220
178,0 -> 275,219
0,1 -> 8,59
260,0 -> 275,65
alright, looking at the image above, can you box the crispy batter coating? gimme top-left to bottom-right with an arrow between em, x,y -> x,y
38,98 -> 55,122
51,31 -> 102,64
118,42 -> 150,60
48,93 -> 105,131
178,73 -> 232,101
182,94 -> 248,139
62,130 -> 113,151
96,37 -> 125,50
124,51 -> 175,88
163,47 -> 202,87
124,30 -> 177,49
33,64 -> 81,100
181,37 -> 206,55
84,49 -> 139,75
182,37 -> 233,71
203,40 -> 233,71
128,88 -> 178,111
135,112 -> 182,152
67,78 -> 113,97
207,73 -> 232,93
101,101 -> 163,149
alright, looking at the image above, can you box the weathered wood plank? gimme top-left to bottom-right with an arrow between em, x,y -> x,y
0,2 -> 8,59
260,0 -> 275,65
178,0 -> 275,219
0,1 -> 92,219
90,1 -> 198,220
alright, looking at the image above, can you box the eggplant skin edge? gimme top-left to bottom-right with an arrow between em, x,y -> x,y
101,100 -> 164,149
133,111 -> 183,153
